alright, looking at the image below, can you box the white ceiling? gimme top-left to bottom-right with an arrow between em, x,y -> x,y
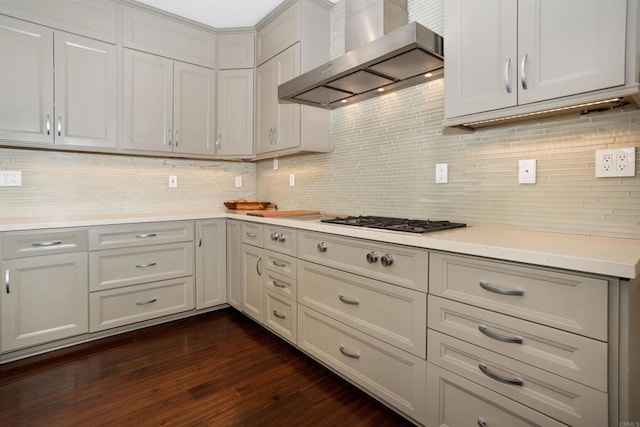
133,0 -> 287,28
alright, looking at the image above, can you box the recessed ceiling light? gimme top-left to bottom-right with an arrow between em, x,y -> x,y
377,88 -> 385,92
425,72 -> 433,78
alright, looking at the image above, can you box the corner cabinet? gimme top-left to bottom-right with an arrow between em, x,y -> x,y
0,15 -> 117,148
254,0 -> 332,158
195,219 -> 227,309
123,49 -> 216,156
443,0 -> 633,127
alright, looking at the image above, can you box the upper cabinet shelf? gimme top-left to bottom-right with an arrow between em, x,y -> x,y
443,0 -> 637,129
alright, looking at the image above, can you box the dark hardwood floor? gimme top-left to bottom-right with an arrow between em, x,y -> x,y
0,308 -> 415,426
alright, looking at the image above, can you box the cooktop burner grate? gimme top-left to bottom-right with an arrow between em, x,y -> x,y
320,216 -> 466,233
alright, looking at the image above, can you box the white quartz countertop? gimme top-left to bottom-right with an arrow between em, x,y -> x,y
2,210 -> 639,279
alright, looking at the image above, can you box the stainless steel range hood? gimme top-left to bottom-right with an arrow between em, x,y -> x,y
278,0 -> 444,109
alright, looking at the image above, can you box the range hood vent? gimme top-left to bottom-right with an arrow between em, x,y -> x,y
278,0 -> 443,109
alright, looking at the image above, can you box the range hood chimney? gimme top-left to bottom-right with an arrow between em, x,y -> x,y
278,0 -> 444,109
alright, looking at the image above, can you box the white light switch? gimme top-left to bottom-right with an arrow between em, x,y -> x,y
235,176 -> 242,188
435,163 -> 448,184
518,159 -> 536,184
0,170 -> 22,187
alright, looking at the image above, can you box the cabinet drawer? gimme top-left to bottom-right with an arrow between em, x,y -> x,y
263,251 -> 296,278
89,221 -> 193,250
241,222 -> 264,246
264,289 -> 296,344
426,363 -> 565,427
89,277 -> 194,332
429,252 -> 608,340
428,330 -> 607,426
264,269 -> 296,300
298,231 -> 428,291
298,306 -> 426,425
428,296 -> 607,391
298,260 -> 426,358
89,242 -> 193,291
2,229 -> 87,259
264,225 -> 297,256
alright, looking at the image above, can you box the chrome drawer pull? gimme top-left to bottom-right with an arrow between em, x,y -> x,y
277,234 -> 286,243
272,280 -> 286,289
520,53 -> 528,90
135,262 -> 157,268
477,419 -> 488,427
46,115 -> 51,135
246,232 -> 257,238
271,232 -> 280,241
317,242 -> 328,252
366,251 -> 378,264
338,294 -> 360,305
272,260 -> 287,268
256,256 -> 262,276
32,240 -> 62,247
136,233 -> 157,238
5,270 -> 9,294
479,281 -> 524,296
479,325 -> 523,344
339,345 -> 360,359
272,310 -> 286,319
136,298 -> 157,306
504,58 -> 512,93
478,363 -> 523,386
380,254 -> 393,267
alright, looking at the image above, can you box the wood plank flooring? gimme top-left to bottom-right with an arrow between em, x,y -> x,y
0,308 -> 415,426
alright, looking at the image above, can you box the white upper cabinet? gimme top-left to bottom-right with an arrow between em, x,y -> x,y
217,69 -> 255,156
124,49 -> 215,156
0,16 -> 116,148
444,0 -> 630,126
218,33 -> 255,69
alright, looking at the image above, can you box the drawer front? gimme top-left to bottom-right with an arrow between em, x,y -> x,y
263,289 -> 297,344
428,296 -> 607,391
90,277 -> 194,332
264,225 -> 297,256
263,251 -> 296,278
298,306 -> 426,425
2,229 -> 88,259
298,231 -> 428,291
264,269 -> 296,300
298,260 -> 427,358
427,329 -> 607,426
89,221 -> 194,250
89,242 -> 194,291
426,363 -> 566,427
429,252 -> 608,340
241,222 -> 264,247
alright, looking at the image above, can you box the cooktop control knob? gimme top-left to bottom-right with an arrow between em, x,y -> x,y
317,242 -> 328,252
381,254 -> 394,267
366,251 -> 378,264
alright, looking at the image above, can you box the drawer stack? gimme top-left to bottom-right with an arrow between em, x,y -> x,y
427,251 -> 610,426
297,231 -> 428,424
88,221 -> 195,331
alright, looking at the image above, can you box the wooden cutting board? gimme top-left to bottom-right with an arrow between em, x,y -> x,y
246,210 -> 321,217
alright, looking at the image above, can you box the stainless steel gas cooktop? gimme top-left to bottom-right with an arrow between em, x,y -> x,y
320,215 -> 466,234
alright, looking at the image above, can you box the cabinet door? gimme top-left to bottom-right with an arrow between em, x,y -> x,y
0,16 -> 54,144
2,253 -> 88,351
173,62 -> 215,156
226,221 -> 243,311
54,32 -> 116,148
195,219 -> 227,309
444,0 -> 517,118
242,244 -> 263,322
517,0 -> 627,105
217,69 -> 254,156
123,49 -> 173,152
255,44 -> 301,155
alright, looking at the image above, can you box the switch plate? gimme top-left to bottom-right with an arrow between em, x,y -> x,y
518,159 -> 536,184
289,173 -> 295,187
0,171 -> 22,187
435,163 -> 448,184
168,175 -> 177,188
235,176 -> 242,187
596,147 -> 635,177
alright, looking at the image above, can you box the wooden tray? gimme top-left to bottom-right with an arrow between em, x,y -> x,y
224,201 -> 273,210
246,210 -> 321,218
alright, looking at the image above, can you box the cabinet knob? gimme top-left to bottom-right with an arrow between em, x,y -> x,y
277,233 -> 286,242
366,251 -> 378,264
271,232 -> 280,241
380,254 -> 394,267
317,242 -> 328,252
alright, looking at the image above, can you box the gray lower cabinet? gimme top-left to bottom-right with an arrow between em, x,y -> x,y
226,220 -> 244,311
241,242 -> 264,323
195,219 -> 227,309
1,229 -> 89,352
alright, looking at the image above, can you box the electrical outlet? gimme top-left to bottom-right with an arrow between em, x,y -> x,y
435,163 -> 448,184
0,171 -> 22,187
273,158 -> 279,170
596,148 -> 636,177
289,174 -> 295,187
235,176 -> 242,188
168,175 -> 177,188
518,159 -> 536,184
